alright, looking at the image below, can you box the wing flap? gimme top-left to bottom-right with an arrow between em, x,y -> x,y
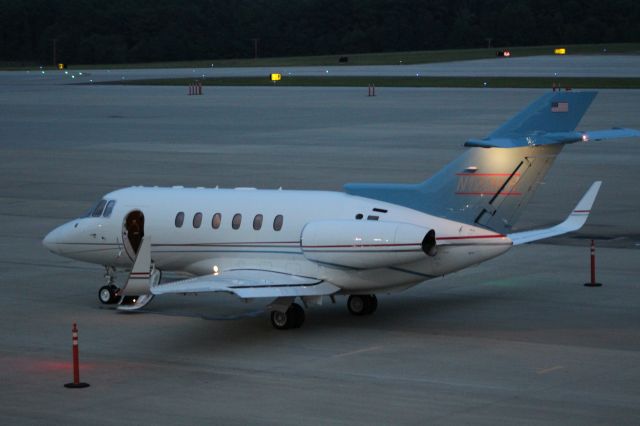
508,181 -> 601,245
150,269 -> 339,299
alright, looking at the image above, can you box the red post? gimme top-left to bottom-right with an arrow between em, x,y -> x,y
584,239 -> 602,287
64,323 -> 90,388
372,83 -> 375,96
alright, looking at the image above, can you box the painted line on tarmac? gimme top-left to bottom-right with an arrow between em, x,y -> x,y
333,346 -> 383,359
537,365 -> 565,375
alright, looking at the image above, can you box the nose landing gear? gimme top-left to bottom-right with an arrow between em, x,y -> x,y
99,266 -> 121,305
98,285 -> 120,304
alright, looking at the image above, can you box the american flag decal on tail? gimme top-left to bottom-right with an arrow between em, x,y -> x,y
551,101 -> 569,112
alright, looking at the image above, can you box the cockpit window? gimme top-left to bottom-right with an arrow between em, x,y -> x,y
91,200 -> 107,217
103,200 -> 116,217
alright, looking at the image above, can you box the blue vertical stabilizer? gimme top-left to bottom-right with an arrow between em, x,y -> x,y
488,91 -> 597,139
345,91 -> 607,234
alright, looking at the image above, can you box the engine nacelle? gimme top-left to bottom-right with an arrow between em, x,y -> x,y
301,220 -> 436,269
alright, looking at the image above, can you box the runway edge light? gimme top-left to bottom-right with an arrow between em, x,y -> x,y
554,48 -> 566,55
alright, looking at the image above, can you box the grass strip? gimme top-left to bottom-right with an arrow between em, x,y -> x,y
5,43 -> 639,71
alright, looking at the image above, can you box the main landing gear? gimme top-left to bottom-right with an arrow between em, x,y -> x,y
270,303 -> 305,330
269,294 -> 379,330
347,295 -> 378,316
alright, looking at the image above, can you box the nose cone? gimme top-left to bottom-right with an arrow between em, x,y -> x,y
43,221 -> 77,255
43,226 -> 63,254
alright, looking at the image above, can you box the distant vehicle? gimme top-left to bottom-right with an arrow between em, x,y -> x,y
496,49 -> 511,57
43,92 -> 639,329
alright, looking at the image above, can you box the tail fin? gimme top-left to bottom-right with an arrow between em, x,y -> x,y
345,91 -> 615,234
488,91 -> 596,139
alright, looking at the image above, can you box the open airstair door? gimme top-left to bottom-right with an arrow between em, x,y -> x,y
118,235 -> 156,311
122,210 -> 144,262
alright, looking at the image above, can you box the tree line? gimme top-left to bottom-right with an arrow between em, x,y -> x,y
1,0 -> 639,65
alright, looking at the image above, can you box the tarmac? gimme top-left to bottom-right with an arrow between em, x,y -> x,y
1,58 -> 639,424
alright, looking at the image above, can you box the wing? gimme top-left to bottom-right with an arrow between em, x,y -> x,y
150,269 -> 340,299
508,181 -> 601,245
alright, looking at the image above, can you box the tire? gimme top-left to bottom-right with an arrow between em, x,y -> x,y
289,303 -> 305,328
347,295 -> 367,315
98,285 -> 119,304
367,295 -> 378,314
270,303 -> 305,330
347,295 -> 377,315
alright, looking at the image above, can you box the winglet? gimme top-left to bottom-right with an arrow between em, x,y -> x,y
508,181 -> 602,245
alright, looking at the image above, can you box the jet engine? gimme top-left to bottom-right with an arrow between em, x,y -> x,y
301,220 -> 436,269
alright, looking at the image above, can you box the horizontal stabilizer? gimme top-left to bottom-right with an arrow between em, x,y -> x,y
465,128 -> 640,148
582,128 -> 640,141
151,269 -> 339,299
508,181 -> 601,245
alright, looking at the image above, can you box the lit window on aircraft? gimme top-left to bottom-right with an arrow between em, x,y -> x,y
273,214 -> 283,231
232,214 -> 242,229
193,212 -> 203,228
175,212 -> 185,228
212,213 -> 221,229
91,200 -> 107,217
102,200 -> 116,217
253,214 -> 263,230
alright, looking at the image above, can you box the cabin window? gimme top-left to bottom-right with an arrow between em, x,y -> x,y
103,200 -> 116,217
232,214 -> 242,230
373,208 -> 388,213
253,214 -> 263,230
175,212 -> 185,228
193,212 -> 203,228
91,200 -> 107,217
212,213 -> 221,229
355,213 -> 363,220
273,214 -> 283,231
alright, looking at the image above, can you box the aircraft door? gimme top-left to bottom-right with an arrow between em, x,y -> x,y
123,210 -> 145,262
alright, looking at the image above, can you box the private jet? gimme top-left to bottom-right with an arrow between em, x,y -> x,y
43,91 -> 639,329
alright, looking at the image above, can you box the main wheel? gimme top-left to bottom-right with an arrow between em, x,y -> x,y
367,295 -> 378,314
347,295 -> 377,315
98,285 -> 120,304
270,303 -> 305,330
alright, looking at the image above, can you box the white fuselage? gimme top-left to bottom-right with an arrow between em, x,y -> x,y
43,186 -> 512,293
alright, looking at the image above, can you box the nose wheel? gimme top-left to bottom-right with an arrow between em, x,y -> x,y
347,295 -> 378,315
98,285 -> 121,304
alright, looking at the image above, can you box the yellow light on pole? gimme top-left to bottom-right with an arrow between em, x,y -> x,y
270,73 -> 281,82
554,48 -> 566,55
57,63 -> 66,70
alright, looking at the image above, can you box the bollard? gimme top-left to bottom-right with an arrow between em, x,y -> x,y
188,84 -> 192,96
198,81 -> 203,95
584,239 -> 602,287
64,323 -> 90,388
